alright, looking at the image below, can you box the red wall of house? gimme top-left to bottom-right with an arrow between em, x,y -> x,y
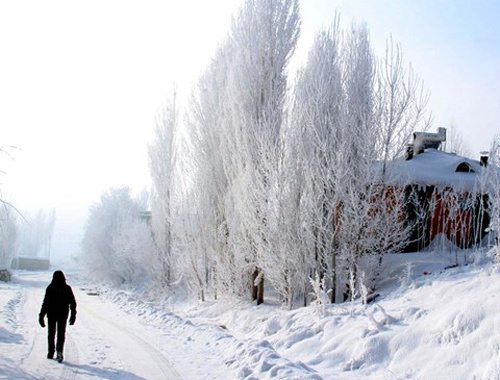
429,190 -> 474,248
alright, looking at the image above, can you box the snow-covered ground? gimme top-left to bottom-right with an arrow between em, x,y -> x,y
0,271 -> 188,380
2,246 -> 500,379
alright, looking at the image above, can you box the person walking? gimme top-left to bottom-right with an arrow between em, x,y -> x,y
39,270 -> 77,363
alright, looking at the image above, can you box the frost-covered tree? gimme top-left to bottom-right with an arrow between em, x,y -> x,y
148,91 -> 179,286
16,209 -> 55,259
0,205 -> 18,268
112,217 -> 158,285
185,0 -> 300,304
82,187 -> 157,286
286,19 -> 344,306
445,121 -> 472,158
319,24 -> 411,302
375,37 -> 433,177
286,21 -> 404,304
333,22 -> 378,301
267,131 -> 314,307
484,136 -> 500,246
0,147 -> 22,269
227,0 -> 300,304
184,41 -> 236,301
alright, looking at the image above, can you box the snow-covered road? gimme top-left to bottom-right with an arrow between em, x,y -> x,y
1,271 -> 324,380
1,271 -> 183,380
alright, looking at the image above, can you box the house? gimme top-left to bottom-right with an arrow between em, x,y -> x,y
382,128 -> 491,251
11,256 -> 50,271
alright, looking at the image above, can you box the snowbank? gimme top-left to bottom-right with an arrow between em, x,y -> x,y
3,248 -> 500,379
93,285 -> 323,380
82,247 -> 500,379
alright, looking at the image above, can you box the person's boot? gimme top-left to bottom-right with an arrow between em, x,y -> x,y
47,352 -> 54,359
56,351 -> 63,363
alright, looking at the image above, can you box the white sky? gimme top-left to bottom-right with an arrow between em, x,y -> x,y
1,0 -> 499,262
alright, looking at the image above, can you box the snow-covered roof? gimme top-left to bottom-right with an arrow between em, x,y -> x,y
379,149 -> 487,191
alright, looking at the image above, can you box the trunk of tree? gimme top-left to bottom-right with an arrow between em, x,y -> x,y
330,253 -> 337,303
213,267 -> 218,300
252,268 -> 259,301
252,268 -> 265,305
257,275 -> 264,305
343,261 -> 358,302
303,276 -> 308,307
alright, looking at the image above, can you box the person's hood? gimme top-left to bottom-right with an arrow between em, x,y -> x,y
51,270 -> 66,285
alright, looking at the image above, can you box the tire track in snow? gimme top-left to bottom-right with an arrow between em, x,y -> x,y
60,335 -> 78,380
3,288 -> 24,331
80,298 -> 183,380
18,285 -> 49,378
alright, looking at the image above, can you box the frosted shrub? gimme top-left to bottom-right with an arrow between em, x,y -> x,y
309,273 -> 331,317
397,262 -> 415,290
359,278 -> 369,306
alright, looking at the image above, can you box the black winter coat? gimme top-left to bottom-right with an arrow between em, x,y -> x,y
40,271 -> 77,320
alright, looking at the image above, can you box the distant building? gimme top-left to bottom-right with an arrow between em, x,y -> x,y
11,257 -> 50,271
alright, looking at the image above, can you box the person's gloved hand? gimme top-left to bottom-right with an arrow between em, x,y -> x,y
69,314 -> 76,326
38,314 -> 45,328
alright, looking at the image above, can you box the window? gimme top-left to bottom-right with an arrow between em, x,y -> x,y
455,162 -> 475,173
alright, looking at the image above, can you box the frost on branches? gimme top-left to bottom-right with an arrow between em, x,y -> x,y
145,0 -> 429,306
81,187 -> 158,286
87,0 -> 499,308
148,92 -> 179,287
0,205 -> 17,269
183,0 -> 300,304
0,207 -> 56,269
482,136 -> 500,259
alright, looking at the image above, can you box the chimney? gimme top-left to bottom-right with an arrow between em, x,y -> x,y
405,144 -> 414,161
411,127 -> 447,157
480,151 -> 489,167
